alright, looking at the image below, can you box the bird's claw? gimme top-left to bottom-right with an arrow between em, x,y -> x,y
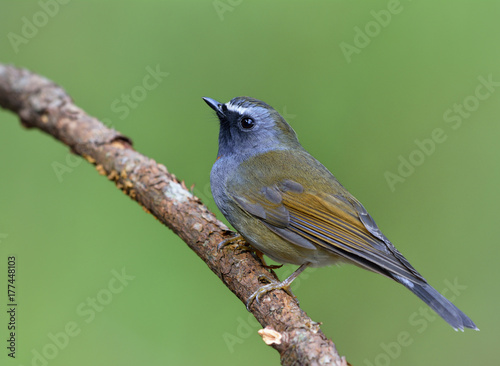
217,233 -> 249,251
247,283 -> 274,310
217,234 -> 282,270
246,280 -> 295,310
245,263 -> 310,310
254,250 -> 283,269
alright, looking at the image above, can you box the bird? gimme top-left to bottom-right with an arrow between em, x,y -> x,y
203,96 -> 477,331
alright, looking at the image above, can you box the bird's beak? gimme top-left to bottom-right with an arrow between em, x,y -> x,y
202,97 -> 225,117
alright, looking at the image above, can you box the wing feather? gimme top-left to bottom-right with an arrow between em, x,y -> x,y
226,150 -> 425,283
285,192 -> 422,280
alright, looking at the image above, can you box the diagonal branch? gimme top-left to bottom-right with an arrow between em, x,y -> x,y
0,64 -> 348,366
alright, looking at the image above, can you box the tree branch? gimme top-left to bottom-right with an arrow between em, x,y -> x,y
0,64 -> 348,366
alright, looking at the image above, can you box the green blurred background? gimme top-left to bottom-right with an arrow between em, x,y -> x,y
0,1 -> 498,365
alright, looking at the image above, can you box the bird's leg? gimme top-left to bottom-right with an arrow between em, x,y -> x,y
246,263 -> 310,310
254,250 -> 283,269
218,234 -> 282,269
217,233 -> 250,251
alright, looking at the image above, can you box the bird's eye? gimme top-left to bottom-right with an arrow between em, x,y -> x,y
240,117 -> 255,130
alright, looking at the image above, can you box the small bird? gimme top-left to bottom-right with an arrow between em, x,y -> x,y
203,96 -> 477,331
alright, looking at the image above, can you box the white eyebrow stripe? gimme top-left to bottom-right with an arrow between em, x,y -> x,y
226,103 -> 248,115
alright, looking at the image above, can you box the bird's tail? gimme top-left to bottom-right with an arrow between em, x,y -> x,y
394,275 -> 478,331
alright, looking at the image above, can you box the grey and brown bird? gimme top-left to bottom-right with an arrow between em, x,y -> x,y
203,96 -> 477,331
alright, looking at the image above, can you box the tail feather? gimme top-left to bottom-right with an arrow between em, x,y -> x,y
394,275 -> 478,331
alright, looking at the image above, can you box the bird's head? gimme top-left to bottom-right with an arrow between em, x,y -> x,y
203,96 -> 301,158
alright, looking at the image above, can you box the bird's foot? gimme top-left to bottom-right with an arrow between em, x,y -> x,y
246,277 -> 295,311
246,263 -> 310,310
217,234 -> 282,269
217,233 -> 249,251
254,250 -> 283,269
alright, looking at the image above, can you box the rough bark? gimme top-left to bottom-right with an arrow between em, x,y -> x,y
0,64 -> 348,366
